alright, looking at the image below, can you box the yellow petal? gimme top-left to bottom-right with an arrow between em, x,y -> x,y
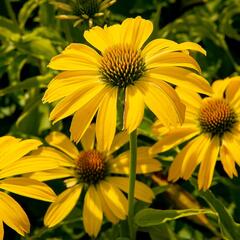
43,75 -> 100,103
32,146 -> 75,167
0,177 -> 56,202
108,177 -> 154,203
124,85 -> 145,133
0,220 -> 3,240
81,124 -> 96,151
198,136 -> 219,190
70,87 -> 110,143
225,77 -> 240,108
121,16 -> 153,49
220,145 -> 238,178
25,168 -> 74,182
0,192 -> 30,236
109,131 -> 129,154
83,186 -> 103,237
146,52 -> 201,73
45,132 -> 79,159
151,127 -> 199,154
211,78 -> 231,98
98,180 -> 128,219
96,87 -> 118,151
96,187 -> 119,224
0,156 -> 60,179
148,67 -> 211,95
49,83 -> 106,123
84,24 -> 121,53
48,43 -> 100,70
0,139 -> 42,170
137,80 -> 185,126
44,185 -> 82,227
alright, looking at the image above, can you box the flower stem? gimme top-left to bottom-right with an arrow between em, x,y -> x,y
128,129 -> 137,240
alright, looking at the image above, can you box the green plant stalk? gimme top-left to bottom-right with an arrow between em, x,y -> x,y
128,129 -> 137,240
4,0 -> 18,25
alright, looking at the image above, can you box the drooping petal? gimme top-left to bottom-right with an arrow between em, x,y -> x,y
137,80 -> 185,126
109,131 -> 129,154
0,156 -> 60,179
220,145 -> 238,178
108,177 -> 154,203
45,132 -> 79,159
0,177 -> 56,202
31,147 -> 75,167
44,185 -> 83,227
148,67 -> 211,95
198,136 -> 219,190
0,220 -> 3,240
151,127 -> 199,154
48,43 -> 100,71
121,16 -> 153,49
49,83 -> 106,123
98,180 -> 128,220
81,124 -> 96,151
84,24 -> 121,53
0,139 -> 42,170
96,87 -> 118,152
146,52 -> 202,73
96,187 -> 119,224
83,186 -> 103,237
0,192 -> 30,236
225,77 -> 240,108
70,87 -> 111,143
124,85 -> 145,133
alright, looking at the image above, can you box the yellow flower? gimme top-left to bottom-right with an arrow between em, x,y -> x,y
43,16 -> 211,151
151,77 -> 240,190
27,125 -> 160,237
0,136 -> 57,240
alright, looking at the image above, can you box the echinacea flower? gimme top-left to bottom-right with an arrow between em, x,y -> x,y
0,136 -> 58,240
151,77 -> 240,190
51,0 -> 116,28
43,16 -> 211,151
27,125 -> 160,237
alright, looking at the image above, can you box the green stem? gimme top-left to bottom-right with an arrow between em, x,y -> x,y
128,129 -> 137,240
4,0 -> 18,25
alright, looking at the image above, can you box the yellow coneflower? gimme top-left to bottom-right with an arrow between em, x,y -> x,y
0,136 -> 58,240
43,16 -> 211,151
27,125 -> 160,237
151,77 -> 240,190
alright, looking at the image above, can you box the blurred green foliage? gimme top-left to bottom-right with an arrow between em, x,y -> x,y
0,0 -> 240,239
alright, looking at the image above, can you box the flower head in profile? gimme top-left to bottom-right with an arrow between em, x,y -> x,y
51,0 -> 116,28
43,16 -> 211,151
28,125 -> 160,237
151,77 -> 240,190
0,136 -> 57,240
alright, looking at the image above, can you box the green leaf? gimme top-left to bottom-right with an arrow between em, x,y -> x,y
200,190 -> 240,240
135,208 -> 214,227
0,74 -> 52,97
148,223 -> 178,240
0,16 -> 20,41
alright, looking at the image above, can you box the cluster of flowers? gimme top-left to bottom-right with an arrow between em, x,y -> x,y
1,17 -> 240,239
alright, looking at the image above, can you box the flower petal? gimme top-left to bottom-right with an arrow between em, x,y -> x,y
148,67 -> 211,95
70,87 -> 110,143
198,136 -> 219,190
137,80 -> 185,126
109,131 -> 129,154
48,43 -> 100,71
121,16 -> 153,49
49,83 -> 106,123
81,124 -> 96,151
108,176 -> 154,203
124,85 -> 145,133
96,87 -> 118,151
44,185 -> 83,227
0,177 -> 56,202
98,180 -> 128,220
0,220 -> 3,240
0,139 -> 42,170
151,127 -> 199,154
83,186 -> 103,237
45,132 -> 79,159
0,192 -> 29,236
220,145 -> 238,178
